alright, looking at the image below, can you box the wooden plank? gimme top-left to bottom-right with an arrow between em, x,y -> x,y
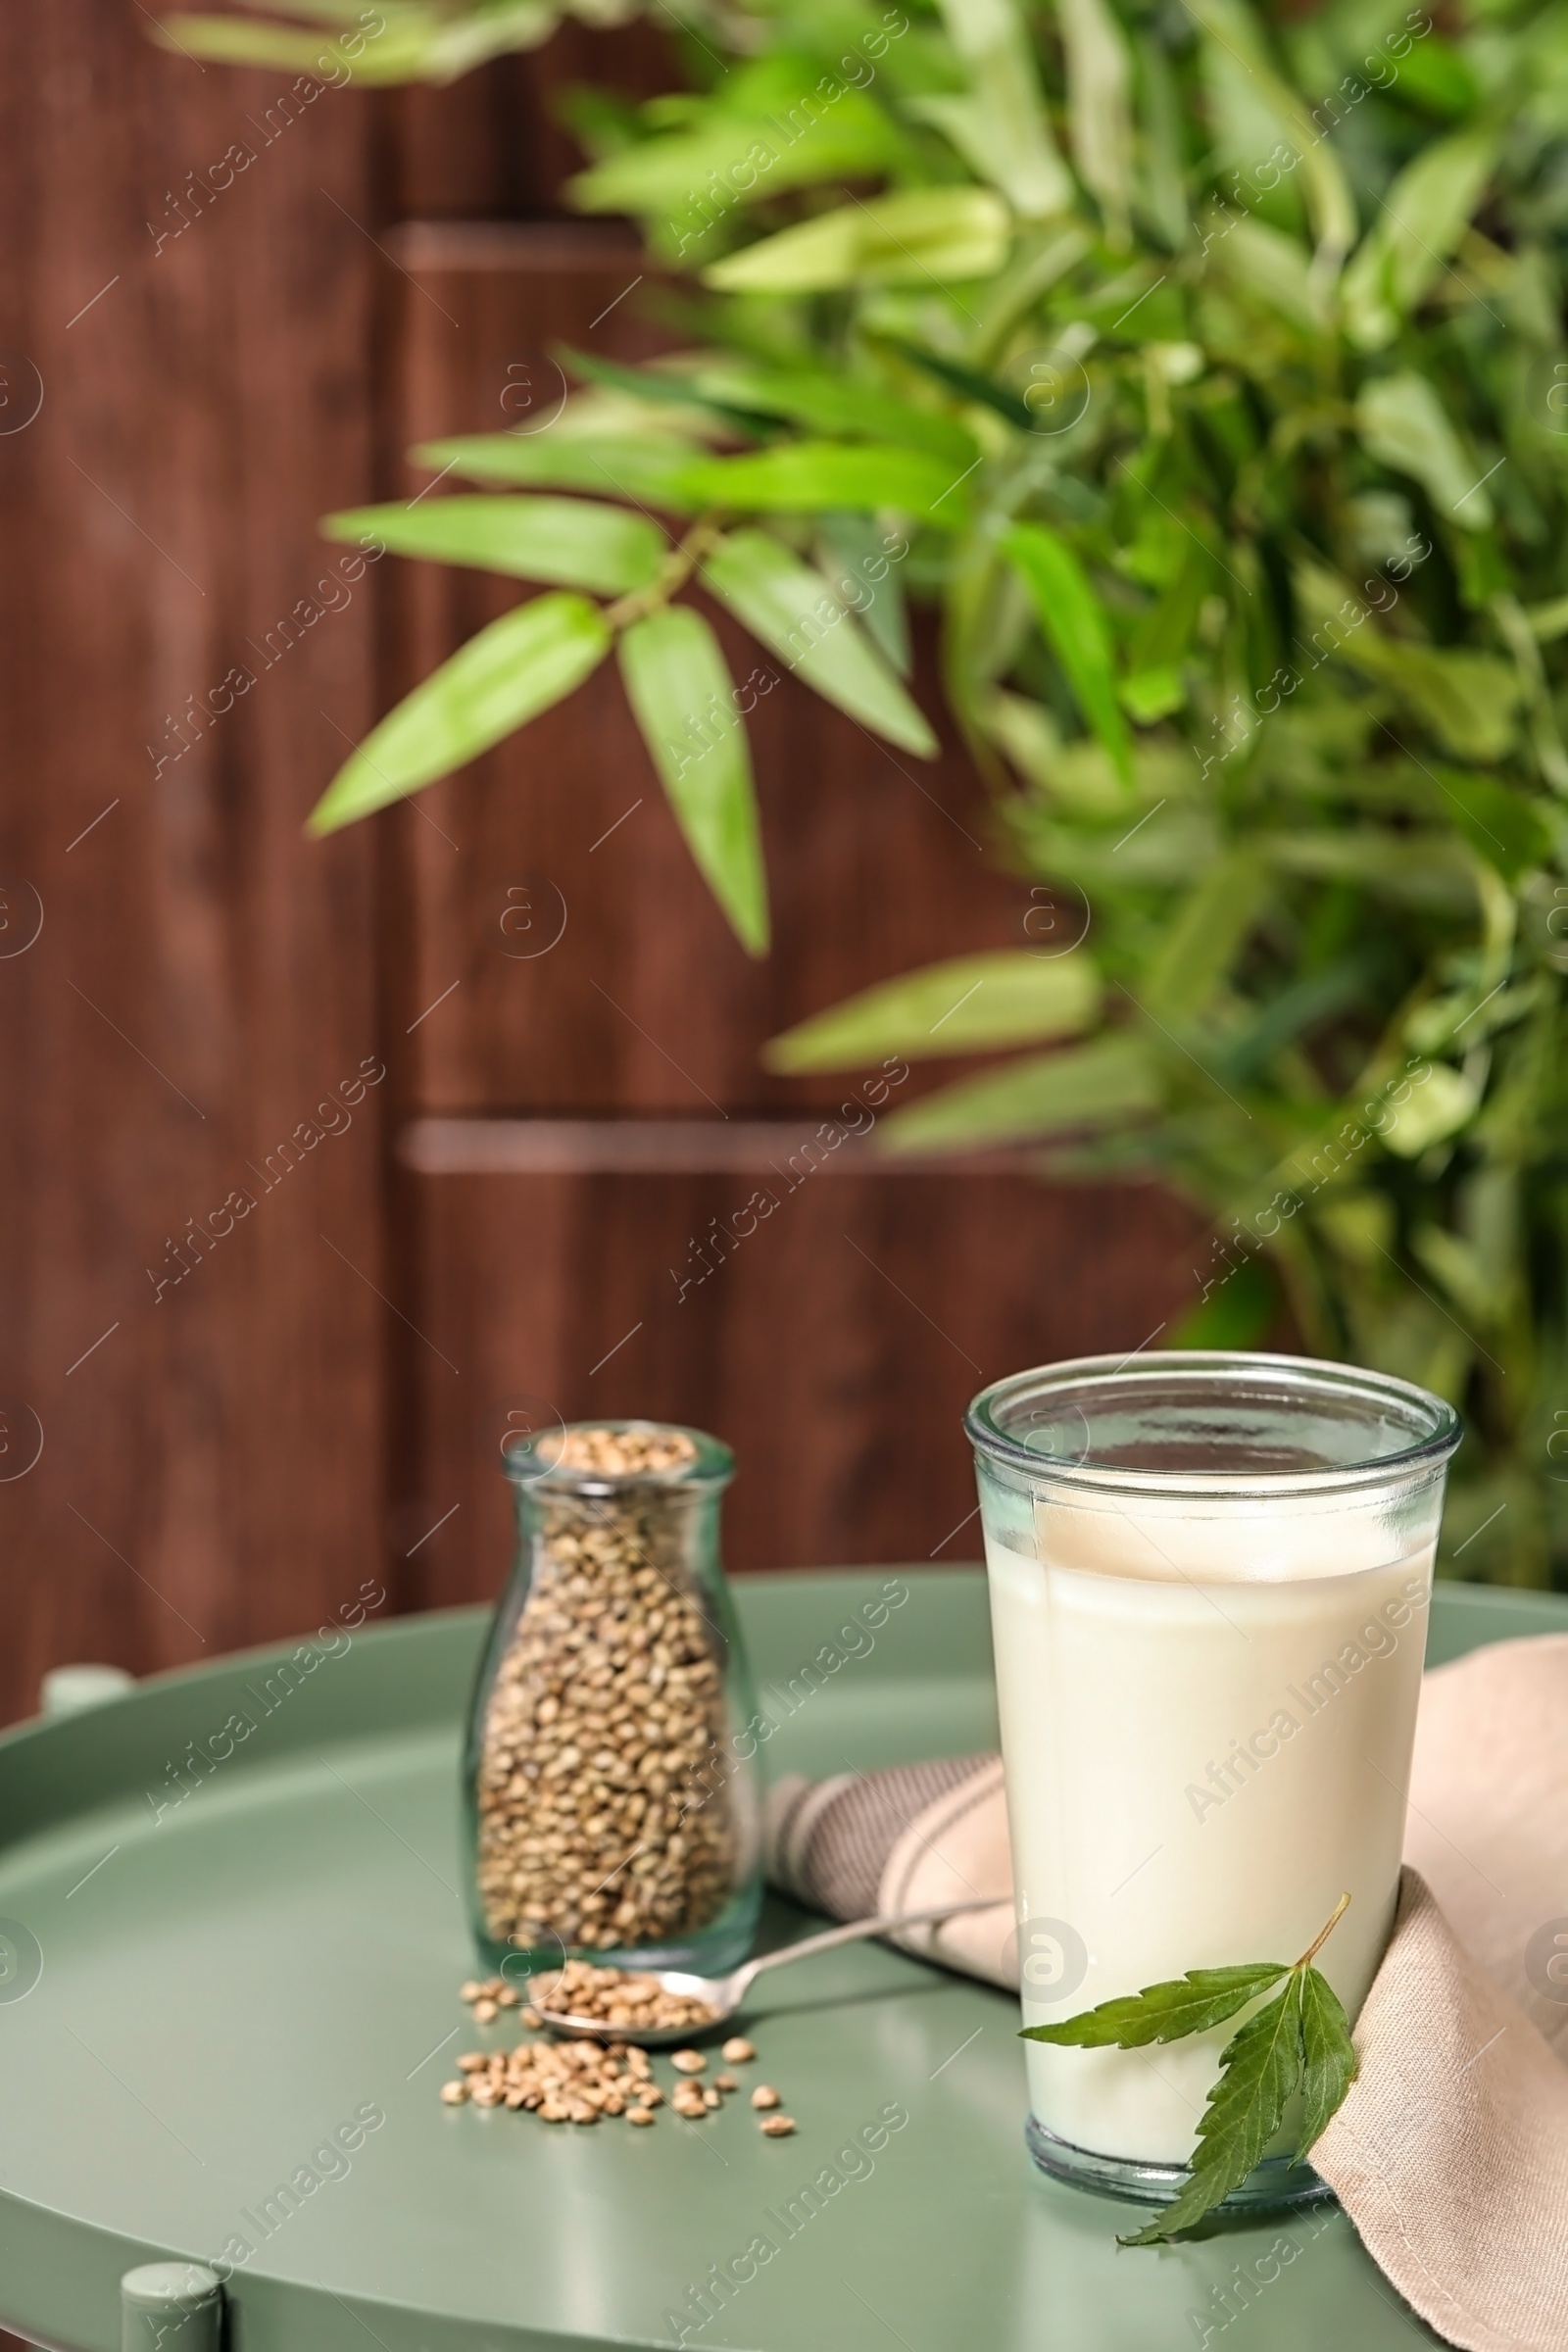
385,21 -> 675,224
0,12 -> 386,1728
399,1117 -> 1038,1174
397,1169 -> 1200,1607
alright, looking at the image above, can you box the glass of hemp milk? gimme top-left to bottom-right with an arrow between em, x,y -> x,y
966,1351 -> 1459,2210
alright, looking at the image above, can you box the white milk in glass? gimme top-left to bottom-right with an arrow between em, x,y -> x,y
982,1452 -> 1438,2165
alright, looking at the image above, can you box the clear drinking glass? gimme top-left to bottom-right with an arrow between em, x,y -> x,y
966,1350 -> 1460,2210
464,1419 -> 762,1979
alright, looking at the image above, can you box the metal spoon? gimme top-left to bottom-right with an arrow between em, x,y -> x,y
527,1896 -> 1008,2043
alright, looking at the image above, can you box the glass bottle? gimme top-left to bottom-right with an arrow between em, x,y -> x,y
464,1419 -> 762,1978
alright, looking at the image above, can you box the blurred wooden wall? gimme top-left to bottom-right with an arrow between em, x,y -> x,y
0,4 -> 1202,1763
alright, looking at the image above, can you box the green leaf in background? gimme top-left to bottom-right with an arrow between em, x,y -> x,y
764,950 -> 1102,1070
1263,828 -> 1478,910
1212,216 -> 1328,333
1057,0 -> 1135,234
1144,851 -> 1269,1023
1338,641 -> 1519,763
1525,592 -> 1568,642
1184,0 -> 1357,266
703,189 -> 1012,294
882,1035 -> 1163,1152
617,607 -> 767,954
677,441 -> 973,527
1410,1223 -> 1501,1332
1119,1975 -> 1307,2246
552,348 -> 773,435
1022,1961 -> 1287,2049
1004,523 -> 1134,788
568,66 -> 909,235
159,0 -> 577,82
817,512 -> 911,677
322,496 -> 666,595
1170,1255 -> 1279,1349
916,0 -> 1074,220
1119,667 -> 1185,722
1355,375 -> 1494,531
966,224 -> 1094,368
686,366 -> 979,468
1292,573 -> 1522,760
1380,1063 -> 1481,1158
172,0 -> 372,18
307,591 -> 611,832
152,11 -> 436,80
701,529 -> 937,757
411,434 -> 705,513
1220,956 -> 1385,1082
1131,29 -> 1186,250
889,337 -> 1036,432
1438,770 -> 1555,881
1341,129 -> 1498,350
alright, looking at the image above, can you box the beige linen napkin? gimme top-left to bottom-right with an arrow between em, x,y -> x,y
762,1634 -> 1568,2351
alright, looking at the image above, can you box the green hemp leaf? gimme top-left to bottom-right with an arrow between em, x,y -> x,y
1020,1893 -> 1358,2246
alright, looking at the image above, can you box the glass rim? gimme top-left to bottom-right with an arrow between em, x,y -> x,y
964,1349 -> 1462,1500
502,1416 -> 734,1494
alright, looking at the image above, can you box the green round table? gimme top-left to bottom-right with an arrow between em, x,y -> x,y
2,1568 -> 1559,2352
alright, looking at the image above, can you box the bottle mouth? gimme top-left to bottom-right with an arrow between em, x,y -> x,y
502,1418 -> 734,1494
965,1351 -> 1461,1500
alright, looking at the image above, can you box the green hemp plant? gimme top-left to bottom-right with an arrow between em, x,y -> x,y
154,0 -> 1568,1584
1023,1891 -> 1357,2243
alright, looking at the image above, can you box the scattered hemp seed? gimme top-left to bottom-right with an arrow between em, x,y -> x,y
439,1971 -> 794,2136
473,1999 -> 499,2024
722,2036 -> 755,2063
445,2029 -> 667,2127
